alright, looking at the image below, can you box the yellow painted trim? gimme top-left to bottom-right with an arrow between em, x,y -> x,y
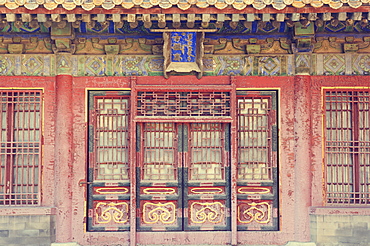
190,202 -> 224,224
322,86 -> 370,89
84,200 -> 87,233
190,187 -> 223,194
237,187 -> 271,194
237,201 -> 271,224
0,87 -> 45,90
96,187 -> 129,194
143,188 -> 176,195
95,201 -> 129,224
143,202 -> 176,224
236,88 -> 281,90
321,99 -> 326,206
87,88 -> 132,91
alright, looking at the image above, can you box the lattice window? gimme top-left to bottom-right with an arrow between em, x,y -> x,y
137,92 -> 230,117
0,90 -> 42,205
141,123 -> 177,181
237,94 -> 273,181
93,96 -> 130,181
324,90 -> 370,205
189,123 -> 225,181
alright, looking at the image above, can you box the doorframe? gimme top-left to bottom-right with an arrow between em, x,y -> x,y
85,76 -> 280,246
129,78 -> 236,245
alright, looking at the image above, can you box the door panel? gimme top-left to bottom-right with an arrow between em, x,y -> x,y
184,123 -> 230,230
236,91 -> 278,231
137,123 -> 183,231
87,91 -> 131,232
137,122 -> 230,231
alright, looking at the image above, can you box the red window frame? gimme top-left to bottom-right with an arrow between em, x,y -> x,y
0,90 -> 42,205
324,89 -> 370,205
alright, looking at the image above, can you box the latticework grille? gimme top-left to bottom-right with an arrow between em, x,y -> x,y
137,91 -> 230,117
325,90 -> 370,205
94,96 -> 130,181
237,95 -> 273,181
189,123 -> 225,181
0,90 -> 41,205
142,123 -> 177,181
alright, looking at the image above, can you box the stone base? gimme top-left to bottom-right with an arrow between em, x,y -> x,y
285,242 -> 317,246
0,214 -> 55,246
51,243 -> 81,246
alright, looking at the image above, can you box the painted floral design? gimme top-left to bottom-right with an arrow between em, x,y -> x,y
0,57 -> 7,74
358,55 -> 370,72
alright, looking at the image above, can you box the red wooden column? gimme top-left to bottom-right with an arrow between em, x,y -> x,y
129,77 -> 137,246
230,77 -> 238,246
54,74 -> 74,242
293,75 -> 312,242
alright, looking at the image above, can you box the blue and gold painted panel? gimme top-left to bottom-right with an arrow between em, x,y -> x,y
170,32 -> 196,63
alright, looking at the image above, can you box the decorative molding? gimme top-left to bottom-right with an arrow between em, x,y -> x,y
56,54 -> 72,75
237,201 -> 271,224
0,53 -> 370,76
0,54 -> 55,76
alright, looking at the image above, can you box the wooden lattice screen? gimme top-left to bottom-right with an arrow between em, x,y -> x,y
324,89 -> 370,205
0,90 -> 42,205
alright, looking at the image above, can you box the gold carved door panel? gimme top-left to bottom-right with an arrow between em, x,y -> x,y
137,123 -> 230,231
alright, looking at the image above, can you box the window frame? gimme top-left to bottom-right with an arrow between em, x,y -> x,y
0,89 -> 42,206
324,89 -> 370,205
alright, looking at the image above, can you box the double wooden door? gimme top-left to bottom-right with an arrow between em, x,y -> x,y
137,122 -> 230,231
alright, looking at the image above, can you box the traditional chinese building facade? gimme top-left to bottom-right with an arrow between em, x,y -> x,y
0,0 -> 370,245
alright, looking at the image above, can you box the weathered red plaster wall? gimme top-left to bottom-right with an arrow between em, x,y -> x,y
3,75 -> 369,246
59,75 -> 301,245
65,76 -> 300,246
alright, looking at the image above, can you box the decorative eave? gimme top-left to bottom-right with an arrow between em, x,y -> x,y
1,11 -> 370,28
0,0 -> 370,12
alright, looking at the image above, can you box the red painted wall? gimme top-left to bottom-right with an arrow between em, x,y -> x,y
0,75 -> 368,246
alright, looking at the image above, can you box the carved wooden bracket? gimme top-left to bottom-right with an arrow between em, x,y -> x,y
50,22 -> 76,54
292,22 -> 315,53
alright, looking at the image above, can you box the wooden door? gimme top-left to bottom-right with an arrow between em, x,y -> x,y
236,91 -> 278,230
86,89 -> 279,233
137,122 -> 230,231
87,91 -> 131,232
